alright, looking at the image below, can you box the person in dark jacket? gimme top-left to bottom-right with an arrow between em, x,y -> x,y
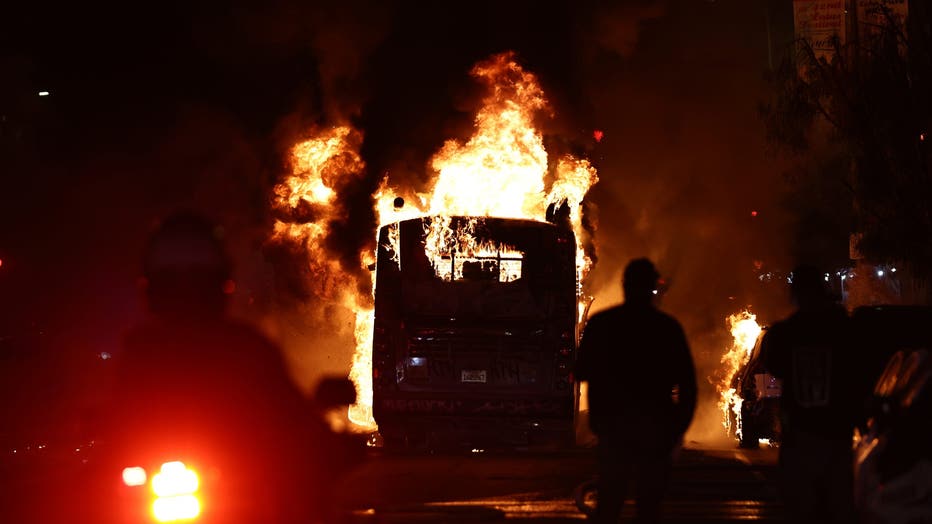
103,213 -> 329,523
759,265 -> 859,524
575,258 -> 697,524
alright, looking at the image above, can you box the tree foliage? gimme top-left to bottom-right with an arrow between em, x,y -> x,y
762,2 -> 932,297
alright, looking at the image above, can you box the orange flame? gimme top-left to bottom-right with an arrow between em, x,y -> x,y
717,310 -> 762,441
378,52 -> 598,289
275,52 -> 599,431
421,216 -> 525,282
272,126 -> 367,307
271,125 -> 377,427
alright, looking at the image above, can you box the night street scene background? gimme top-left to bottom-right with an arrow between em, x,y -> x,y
2,1 -> 931,523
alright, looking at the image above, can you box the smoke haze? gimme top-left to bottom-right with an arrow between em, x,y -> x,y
4,0 -> 803,440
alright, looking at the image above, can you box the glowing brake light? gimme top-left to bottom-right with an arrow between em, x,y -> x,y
122,466 -> 147,487
152,461 -> 198,496
150,461 -> 201,522
153,495 -> 200,522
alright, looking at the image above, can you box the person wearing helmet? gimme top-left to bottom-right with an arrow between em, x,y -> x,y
140,212 -> 234,319
759,265 -> 859,524
575,258 -> 697,524
102,212 -> 325,523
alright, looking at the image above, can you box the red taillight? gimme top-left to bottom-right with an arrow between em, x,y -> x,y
559,329 -> 575,357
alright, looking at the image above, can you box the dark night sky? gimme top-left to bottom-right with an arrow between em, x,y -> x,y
1,1 -> 801,411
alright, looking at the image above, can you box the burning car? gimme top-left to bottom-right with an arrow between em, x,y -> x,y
729,329 -> 782,448
718,311 -> 778,448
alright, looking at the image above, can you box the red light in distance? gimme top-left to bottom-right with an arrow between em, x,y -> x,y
593,129 -> 604,142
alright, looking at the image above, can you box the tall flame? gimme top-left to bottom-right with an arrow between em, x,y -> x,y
274,52 -> 599,431
717,310 -> 762,441
425,55 -> 549,219
271,125 -> 377,427
378,52 -> 598,288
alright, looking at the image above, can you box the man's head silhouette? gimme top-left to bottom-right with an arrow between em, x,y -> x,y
142,212 -> 232,318
623,258 -> 660,305
790,264 -> 831,310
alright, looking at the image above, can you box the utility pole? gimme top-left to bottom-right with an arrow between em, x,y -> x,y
847,0 -> 859,61
765,1 -> 774,71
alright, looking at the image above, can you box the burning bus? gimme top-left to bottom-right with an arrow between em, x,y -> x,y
271,53 -> 600,437
371,216 -> 579,449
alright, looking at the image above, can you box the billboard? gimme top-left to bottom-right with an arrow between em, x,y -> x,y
793,0 -> 847,63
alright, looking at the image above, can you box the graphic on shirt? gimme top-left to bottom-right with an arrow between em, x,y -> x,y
791,345 -> 832,407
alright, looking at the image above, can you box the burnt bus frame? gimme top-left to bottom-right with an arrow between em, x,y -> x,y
370,216 -> 580,450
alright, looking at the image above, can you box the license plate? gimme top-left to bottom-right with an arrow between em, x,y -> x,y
461,369 -> 487,383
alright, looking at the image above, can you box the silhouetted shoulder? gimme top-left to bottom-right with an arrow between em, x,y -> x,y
214,319 -> 280,350
584,305 -> 683,330
585,306 -> 624,325
653,309 -> 685,331
123,318 -> 275,350
761,318 -> 789,344
120,318 -> 289,384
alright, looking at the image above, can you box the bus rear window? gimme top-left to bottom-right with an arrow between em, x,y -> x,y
430,254 -> 523,283
421,217 -> 525,283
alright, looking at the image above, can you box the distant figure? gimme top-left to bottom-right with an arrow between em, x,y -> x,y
759,265 -> 859,524
576,258 -> 697,524
104,213 -> 324,523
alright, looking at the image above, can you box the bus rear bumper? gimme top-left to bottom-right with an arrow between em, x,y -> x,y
373,398 -> 576,451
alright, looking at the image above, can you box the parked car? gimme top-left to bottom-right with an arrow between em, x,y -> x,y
854,348 -> 932,523
852,305 -> 932,524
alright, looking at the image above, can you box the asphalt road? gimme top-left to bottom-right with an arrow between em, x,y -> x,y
0,438 -> 782,523
334,442 -> 783,523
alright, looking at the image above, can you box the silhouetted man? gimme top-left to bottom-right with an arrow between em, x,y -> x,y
576,258 -> 697,524
759,265 -> 858,524
102,213 -> 327,523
